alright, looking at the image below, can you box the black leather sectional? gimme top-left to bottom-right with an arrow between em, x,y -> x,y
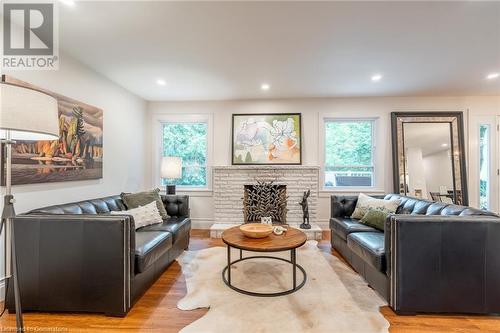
331,194 -> 500,315
6,194 -> 191,317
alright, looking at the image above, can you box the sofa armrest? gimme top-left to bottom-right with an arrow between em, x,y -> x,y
386,215 -> 500,314
8,214 -> 134,316
161,194 -> 189,217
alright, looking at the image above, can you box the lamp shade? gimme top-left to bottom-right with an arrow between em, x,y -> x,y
0,83 -> 59,140
161,156 -> 182,179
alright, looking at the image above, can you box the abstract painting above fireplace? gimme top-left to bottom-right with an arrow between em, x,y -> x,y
232,113 -> 302,165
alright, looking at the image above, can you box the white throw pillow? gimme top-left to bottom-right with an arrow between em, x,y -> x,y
111,201 -> 163,229
351,193 -> 401,220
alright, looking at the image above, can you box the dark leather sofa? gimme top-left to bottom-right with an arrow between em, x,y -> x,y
6,194 -> 191,317
330,193 -> 500,315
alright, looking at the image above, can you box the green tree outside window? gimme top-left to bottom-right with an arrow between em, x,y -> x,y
324,120 -> 374,187
162,122 -> 207,187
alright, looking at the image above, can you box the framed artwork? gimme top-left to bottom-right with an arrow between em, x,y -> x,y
1,75 -> 103,185
232,113 -> 302,165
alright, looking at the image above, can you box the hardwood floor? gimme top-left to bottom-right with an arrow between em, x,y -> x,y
0,230 -> 498,333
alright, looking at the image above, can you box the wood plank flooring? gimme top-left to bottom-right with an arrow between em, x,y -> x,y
0,230 -> 499,333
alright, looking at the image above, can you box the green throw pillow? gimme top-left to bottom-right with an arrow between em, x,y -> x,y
121,189 -> 168,219
360,208 -> 389,231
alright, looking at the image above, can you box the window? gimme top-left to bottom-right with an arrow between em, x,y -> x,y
479,124 -> 490,210
154,114 -> 212,190
324,119 -> 375,188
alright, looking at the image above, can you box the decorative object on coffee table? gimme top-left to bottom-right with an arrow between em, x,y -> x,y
299,190 -> 311,229
243,179 -> 288,224
273,225 -> 287,235
161,156 -> 182,194
232,113 -> 302,165
221,226 -> 307,297
239,223 -> 273,239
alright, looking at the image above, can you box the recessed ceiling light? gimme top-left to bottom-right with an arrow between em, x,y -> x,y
60,0 -> 75,6
486,72 -> 499,80
156,79 -> 166,86
441,143 -> 448,147
260,83 -> 270,91
371,74 -> 383,82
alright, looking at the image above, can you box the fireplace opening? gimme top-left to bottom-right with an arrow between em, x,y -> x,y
243,181 -> 288,224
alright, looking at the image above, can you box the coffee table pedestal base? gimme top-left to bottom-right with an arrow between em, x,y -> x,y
222,247 -> 307,297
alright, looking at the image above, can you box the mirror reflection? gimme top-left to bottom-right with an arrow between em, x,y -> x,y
403,122 -> 457,204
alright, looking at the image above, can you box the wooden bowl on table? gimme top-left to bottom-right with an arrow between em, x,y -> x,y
239,223 -> 273,239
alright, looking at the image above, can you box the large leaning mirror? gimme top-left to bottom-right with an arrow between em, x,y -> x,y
391,112 -> 468,206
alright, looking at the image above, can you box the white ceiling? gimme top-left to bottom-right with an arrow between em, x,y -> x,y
58,1 -> 500,101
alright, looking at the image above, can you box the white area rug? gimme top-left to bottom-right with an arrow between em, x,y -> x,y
177,241 -> 389,333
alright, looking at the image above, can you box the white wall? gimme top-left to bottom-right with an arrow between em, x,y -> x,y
147,95 -> 500,229
424,149 -> 454,194
406,148 -> 428,199
0,53 -> 148,298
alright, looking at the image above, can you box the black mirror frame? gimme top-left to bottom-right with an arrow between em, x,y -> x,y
391,111 -> 468,206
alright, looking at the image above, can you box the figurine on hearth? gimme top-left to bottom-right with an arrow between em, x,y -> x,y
299,190 -> 311,229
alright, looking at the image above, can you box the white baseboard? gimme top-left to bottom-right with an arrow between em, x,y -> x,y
316,219 -> 331,230
190,218 -> 215,229
0,281 -> 5,302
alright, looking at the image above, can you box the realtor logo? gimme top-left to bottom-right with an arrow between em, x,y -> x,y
2,1 -> 59,70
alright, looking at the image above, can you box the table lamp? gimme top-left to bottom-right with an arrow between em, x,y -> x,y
161,156 -> 182,194
0,82 -> 59,332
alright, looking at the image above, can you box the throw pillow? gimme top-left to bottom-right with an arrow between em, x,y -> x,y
360,208 -> 390,231
351,193 -> 400,219
111,201 -> 163,230
121,188 -> 168,219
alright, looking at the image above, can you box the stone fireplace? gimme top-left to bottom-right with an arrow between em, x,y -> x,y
211,165 -> 322,239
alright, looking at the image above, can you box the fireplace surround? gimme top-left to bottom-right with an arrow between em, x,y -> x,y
213,166 -> 319,225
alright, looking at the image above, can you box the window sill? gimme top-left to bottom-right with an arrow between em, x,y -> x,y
319,188 -> 386,198
160,187 -> 213,197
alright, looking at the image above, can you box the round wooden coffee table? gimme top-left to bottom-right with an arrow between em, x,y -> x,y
221,225 -> 307,297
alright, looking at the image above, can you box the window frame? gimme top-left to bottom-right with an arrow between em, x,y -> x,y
320,116 -> 381,193
152,113 -> 213,192
478,123 -> 491,210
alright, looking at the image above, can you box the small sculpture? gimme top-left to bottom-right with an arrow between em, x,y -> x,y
273,226 -> 288,235
299,190 -> 311,229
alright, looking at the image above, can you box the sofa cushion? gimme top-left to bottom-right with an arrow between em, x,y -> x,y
135,231 -> 172,274
330,217 -> 378,241
347,232 -> 386,272
140,217 -> 191,243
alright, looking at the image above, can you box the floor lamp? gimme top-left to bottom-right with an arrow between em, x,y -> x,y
0,82 -> 59,332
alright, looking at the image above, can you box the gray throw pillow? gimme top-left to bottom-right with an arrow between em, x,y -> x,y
121,188 -> 168,219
